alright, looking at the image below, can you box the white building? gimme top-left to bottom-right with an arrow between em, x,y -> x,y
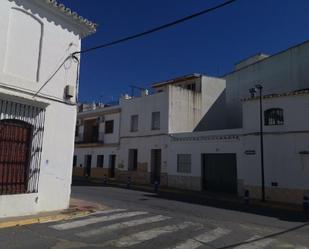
74,103 -> 121,179
0,0 -> 95,218
117,74 -> 225,185
169,90 -> 309,204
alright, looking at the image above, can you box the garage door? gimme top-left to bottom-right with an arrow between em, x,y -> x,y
202,153 -> 237,194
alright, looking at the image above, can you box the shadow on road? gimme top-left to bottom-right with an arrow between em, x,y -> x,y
72,178 -> 309,223
216,221 -> 309,248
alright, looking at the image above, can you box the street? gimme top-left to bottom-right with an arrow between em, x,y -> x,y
0,185 -> 309,249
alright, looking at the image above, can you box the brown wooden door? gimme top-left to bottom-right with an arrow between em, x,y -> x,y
0,120 -> 32,195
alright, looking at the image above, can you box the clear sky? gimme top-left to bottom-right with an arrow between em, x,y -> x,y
60,0 -> 309,103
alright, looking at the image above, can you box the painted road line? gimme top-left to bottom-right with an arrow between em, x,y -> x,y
169,227 -> 230,249
77,215 -> 171,238
107,221 -> 198,248
234,235 -> 275,249
50,211 -> 148,230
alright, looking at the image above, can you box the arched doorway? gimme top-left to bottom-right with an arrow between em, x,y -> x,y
0,119 -> 32,195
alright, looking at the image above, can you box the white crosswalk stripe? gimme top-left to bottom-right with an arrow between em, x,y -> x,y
169,227 -> 231,249
106,221 -> 200,248
77,215 -> 171,237
233,235 -> 275,249
50,211 -> 148,230
89,209 -> 127,215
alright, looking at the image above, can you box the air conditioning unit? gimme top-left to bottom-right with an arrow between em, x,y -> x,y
65,85 -> 75,99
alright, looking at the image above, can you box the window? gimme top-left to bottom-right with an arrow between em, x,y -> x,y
97,155 -> 104,168
131,115 -> 138,132
73,155 -> 77,167
186,83 -> 196,91
128,149 -> 138,171
83,119 -> 99,142
105,120 -> 114,134
264,108 -> 284,125
75,125 -> 79,137
151,112 -> 160,130
177,154 -> 191,173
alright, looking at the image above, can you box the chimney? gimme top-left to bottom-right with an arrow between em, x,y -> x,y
141,89 -> 149,97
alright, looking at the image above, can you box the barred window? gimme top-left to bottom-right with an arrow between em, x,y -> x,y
151,112 -> 160,130
264,108 -> 284,125
177,154 -> 191,173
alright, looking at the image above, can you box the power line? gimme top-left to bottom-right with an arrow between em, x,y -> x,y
34,0 -> 237,97
73,0 -> 237,55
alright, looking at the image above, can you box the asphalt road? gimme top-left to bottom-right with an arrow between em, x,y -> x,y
0,185 -> 309,249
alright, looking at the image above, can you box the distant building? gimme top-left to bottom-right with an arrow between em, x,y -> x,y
0,0 -> 96,218
74,103 -> 121,179
73,39 -> 309,205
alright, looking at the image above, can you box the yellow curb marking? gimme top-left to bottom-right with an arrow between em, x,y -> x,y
0,210 -> 91,229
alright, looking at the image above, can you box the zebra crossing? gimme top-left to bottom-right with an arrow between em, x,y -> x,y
48,208 -> 308,249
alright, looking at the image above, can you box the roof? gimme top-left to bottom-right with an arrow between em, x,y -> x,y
222,39 -> 309,78
38,0 -> 97,37
242,88 -> 309,102
151,73 -> 202,88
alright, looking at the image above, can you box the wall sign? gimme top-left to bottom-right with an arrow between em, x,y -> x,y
244,150 -> 256,155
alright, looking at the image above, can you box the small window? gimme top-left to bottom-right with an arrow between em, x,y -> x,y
177,154 -> 191,173
128,149 -> 138,171
264,108 -> 284,126
97,155 -> 104,168
131,115 -> 138,132
151,112 -> 160,130
186,83 -> 196,91
73,155 -> 77,167
105,120 -> 114,134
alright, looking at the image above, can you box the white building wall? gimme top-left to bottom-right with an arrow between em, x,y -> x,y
168,130 -> 242,191
225,41 -> 309,128
75,146 -> 118,169
0,0 -> 84,218
119,92 -> 169,137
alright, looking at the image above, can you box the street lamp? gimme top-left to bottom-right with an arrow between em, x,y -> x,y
249,84 -> 266,202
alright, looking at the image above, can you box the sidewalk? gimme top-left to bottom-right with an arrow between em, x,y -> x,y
0,198 -> 107,229
73,176 -> 308,217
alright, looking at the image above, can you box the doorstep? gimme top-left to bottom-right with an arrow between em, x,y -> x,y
0,198 -> 107,229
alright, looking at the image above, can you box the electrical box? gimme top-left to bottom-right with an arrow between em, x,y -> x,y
65,85 -> 75,98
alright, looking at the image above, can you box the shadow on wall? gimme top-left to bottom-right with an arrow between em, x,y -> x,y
8,0 -> 81,36
194,90 -> 229,131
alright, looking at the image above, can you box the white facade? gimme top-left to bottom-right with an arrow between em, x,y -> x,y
73,104 -> 121,178
168,92 -> 309,204
116,74 -> 225,185
0,0 -> 95,218
224,41 -> 309,128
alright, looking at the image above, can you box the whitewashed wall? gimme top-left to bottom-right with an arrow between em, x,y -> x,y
225,41 -> 309,128
119,92 -> 169,137
75,146 -> 119,169
118,135 -> 168,173
0,0 -> 81,218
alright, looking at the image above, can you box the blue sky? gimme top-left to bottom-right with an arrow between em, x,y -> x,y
60,0 -> 309,103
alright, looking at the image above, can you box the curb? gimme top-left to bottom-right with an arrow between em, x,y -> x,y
76,178 -> 305,214
0,210 -> 92,229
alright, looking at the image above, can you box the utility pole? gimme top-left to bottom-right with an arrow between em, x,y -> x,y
249,84 -> 265,202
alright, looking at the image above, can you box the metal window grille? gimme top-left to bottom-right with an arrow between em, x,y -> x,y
151,112 -> 160,130
0,99 -> 45,195
177,154 -> 191,173
264,108 -> 284,126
